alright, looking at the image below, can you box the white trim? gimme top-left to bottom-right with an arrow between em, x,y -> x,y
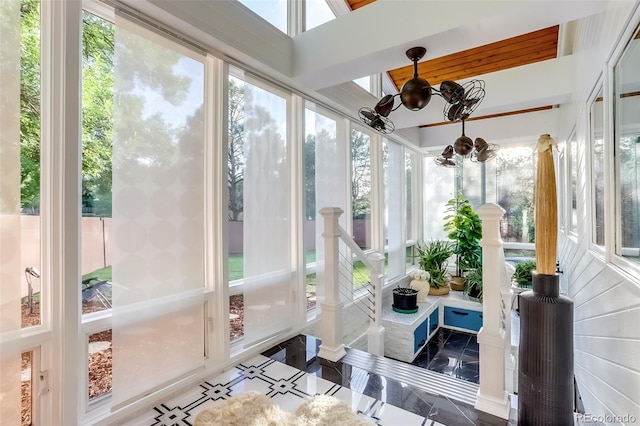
586,77 -> 606,255
41,0 -> 84,423
291,93 -> 307,326
209,56 -> 231,367
610,8 -> 640,277
371,133 -> 384,256
567,128 -> 579,237
82,0 -> 115,21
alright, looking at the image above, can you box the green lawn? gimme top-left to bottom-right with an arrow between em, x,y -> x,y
83,253 -> 374,287
82,266 -> 112,282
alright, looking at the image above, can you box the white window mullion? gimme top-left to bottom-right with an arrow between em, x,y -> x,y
205,55 -> 229,367
370,133 -> 385,257
290,94 -> 306,325
40,0 -> 84,424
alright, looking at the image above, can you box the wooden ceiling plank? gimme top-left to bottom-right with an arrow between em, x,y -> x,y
419,34 -> 558,70
388,25 -> 559,89
348,0 -> 376,10
389,30 -> 558,79
425,52 -> 558,84
421,106 -> 554,127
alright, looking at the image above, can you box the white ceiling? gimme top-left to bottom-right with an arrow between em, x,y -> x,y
134,0 -> 629,148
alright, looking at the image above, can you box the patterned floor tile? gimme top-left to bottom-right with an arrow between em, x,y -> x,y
125,353 -> 427,426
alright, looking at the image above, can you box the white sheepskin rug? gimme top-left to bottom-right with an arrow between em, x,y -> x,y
194,392 -> 374,426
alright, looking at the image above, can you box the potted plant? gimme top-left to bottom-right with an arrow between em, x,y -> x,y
416,240 -> 454,295
464,267 -> 483,302
513,259 -> 536,288
443,193 -> 483,291
392,283 -> 419,313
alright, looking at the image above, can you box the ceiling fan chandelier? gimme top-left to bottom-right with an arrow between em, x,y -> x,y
433,117 -> 500,168
357,46 -> 499,167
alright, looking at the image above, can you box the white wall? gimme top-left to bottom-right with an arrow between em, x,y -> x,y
557,1 -> 640,420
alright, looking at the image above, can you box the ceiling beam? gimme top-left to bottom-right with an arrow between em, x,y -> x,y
386,54 -> 575,130
292,0 -> 609,90
419,107 -> 562,150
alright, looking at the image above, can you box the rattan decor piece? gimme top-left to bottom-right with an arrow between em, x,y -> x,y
534,134 -> 558,275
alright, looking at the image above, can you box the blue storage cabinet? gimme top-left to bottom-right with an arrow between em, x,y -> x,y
443,306 -> 483,332
413,318 -> 428,353
429,307 -> 439,336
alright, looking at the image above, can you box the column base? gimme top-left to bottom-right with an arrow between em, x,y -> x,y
366,324 -> 385,356
318,344 -> 346,362
475,391 -> 510,419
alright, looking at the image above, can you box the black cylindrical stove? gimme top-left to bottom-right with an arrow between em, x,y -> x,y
518,272 -> 574,425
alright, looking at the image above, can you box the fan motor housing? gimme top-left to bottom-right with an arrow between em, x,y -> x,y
400,77 -> 432,110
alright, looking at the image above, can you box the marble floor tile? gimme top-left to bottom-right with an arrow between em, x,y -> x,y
127,331 -> 515,425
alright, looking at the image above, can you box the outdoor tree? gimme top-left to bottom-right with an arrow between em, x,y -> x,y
303,133 -> 316,220
351,129 -> 371,219
81,11 -> 114,216
228,78 -> 245,221
19,0 -> 41,211
19,5 -> 193,217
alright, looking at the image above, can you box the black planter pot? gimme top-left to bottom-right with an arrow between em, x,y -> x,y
518,272 -> 574,425
392,289 -> 418,314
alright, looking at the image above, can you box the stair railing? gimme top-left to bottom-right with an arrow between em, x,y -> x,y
474,203 -> 512,420
318,207 -> 385,362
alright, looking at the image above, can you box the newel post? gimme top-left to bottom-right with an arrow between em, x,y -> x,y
317,207 -> 347,362
367,252 -> 385,356
474,203 -> 510,419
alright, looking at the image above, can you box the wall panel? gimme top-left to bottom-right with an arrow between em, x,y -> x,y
558,2 -> 640,419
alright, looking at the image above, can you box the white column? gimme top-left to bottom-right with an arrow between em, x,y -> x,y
318,207 -> 346,362
367,252 -> 385,356
474,203 -> 510,419
502,264 -> 517,393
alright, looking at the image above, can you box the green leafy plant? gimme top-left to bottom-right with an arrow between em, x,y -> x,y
416,240 -> 453,289
393,286 -> 418,295
443,193 -> 483,277
513,259 -> 536,287
464,267 -> 483,302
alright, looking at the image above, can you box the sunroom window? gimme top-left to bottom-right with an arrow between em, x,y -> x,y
614,28 -> 640,267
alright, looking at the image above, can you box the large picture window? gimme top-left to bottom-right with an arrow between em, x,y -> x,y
494,146 -> 536,243
351,128 -> 372,251
423,154 -> 454,241
303,105 -> 347,310
111,17 -> 206,406
227,71 -> 293,346
384,140 -> 405,280
614,27 -> 640,266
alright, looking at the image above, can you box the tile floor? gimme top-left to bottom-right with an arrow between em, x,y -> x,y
264,334 -> 513,425
411,329 -> 480,384
128,333 -> 516,425
127,352 -> 438,426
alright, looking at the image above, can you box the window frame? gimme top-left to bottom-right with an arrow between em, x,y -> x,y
567,129 -> 579,238
587,79 -> 606,255
610,19 -> 640,278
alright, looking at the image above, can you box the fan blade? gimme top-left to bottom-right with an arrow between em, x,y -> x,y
440,80 -> 465,104
475,149 -> 497,163
370,116 -> 386,131
375,94 -> 395,117
474,137 -> 489,152
434,156 -> 456,168
447,103 -> 464,121
361,109 -> 377,121
441,145 -> 454,159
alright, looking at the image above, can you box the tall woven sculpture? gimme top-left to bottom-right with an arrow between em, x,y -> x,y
518,134 -> 574,425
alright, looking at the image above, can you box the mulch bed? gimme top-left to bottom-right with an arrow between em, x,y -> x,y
18,292 -> 314,424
